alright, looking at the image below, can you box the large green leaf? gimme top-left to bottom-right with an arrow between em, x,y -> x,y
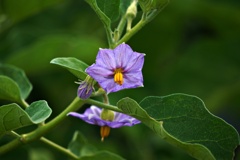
50,57 -> 89,80
0,100 -> 52,136
0,64 -> 32,100
117,94 -> 240,160
0,76 -> 22,104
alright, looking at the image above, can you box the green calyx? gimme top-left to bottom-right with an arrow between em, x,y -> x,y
100,109 -> 115,121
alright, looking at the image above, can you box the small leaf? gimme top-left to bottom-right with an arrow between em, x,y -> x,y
81,151 -> 125,160
0,76 -> 22,103
0,101 -> 52,136
0,103 -> 33,136
117,95 -> 240,160
25,100 -> 52,124
96,0 -> 120,22
0,64 -> 32,100
50,57 -> 89,80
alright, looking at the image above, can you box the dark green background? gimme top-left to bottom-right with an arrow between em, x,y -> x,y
0,0 -> 239,159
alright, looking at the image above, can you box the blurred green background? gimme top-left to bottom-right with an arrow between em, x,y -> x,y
0,0 -> 240,159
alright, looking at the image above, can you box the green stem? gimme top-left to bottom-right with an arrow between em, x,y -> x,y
115,16 -> 127,42
0,97 -> 85,155
9,131 -> 21,138
20,99 -> 29,109
85,98 -> 122,113
40,137 -> 79,160
115,18 -> 145,47
8,131 -> 79,159
114,11 -> 160,48
103,93 -> 109,104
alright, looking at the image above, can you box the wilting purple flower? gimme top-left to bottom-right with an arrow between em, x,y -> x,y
86,43 -> 145,93
77,76 -> 95,99
68,106 -> 140,141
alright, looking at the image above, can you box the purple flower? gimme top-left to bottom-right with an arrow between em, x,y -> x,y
86,43 -> 145,93
68,106 -> 140,128
77,76 -> 95,99
68,106 -> 140,141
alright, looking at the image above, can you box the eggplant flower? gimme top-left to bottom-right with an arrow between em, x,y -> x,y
68,106 -> 140,141
86,43 -> 145,93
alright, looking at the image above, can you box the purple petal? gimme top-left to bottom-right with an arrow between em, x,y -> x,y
96,49 -> 116,70
124,52 -> 145,72
102,71 -> 143,93
108,112 -> 141,128
123,71 -> 144,87
113,43 -> 133,68
86,64 -> 113,77
68,106 -> 105,126
86,64 -> 114,92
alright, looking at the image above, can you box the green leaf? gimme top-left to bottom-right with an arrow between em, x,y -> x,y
25,100 -> 52,124
117,95 -> 240,160
138,0 -> 169,13
0,103 -> 33,136
81,151 -> 125,160
68,131 -> 97,157
0,101 -> 52,136
0,64 -> 32,100
50,57 -> 89,80
96,0 -> 120,22
0,76 -> 22,103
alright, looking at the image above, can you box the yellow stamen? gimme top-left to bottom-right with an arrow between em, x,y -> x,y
100,126 -> 111,142
114,68 -> 124,85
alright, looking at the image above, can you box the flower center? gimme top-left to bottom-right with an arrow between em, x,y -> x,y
114,68 -> 124,85
100,126 -> 111,142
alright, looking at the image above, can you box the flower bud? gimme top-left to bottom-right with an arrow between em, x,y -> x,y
77,75 -> 95,99
126,0 -> 138,19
